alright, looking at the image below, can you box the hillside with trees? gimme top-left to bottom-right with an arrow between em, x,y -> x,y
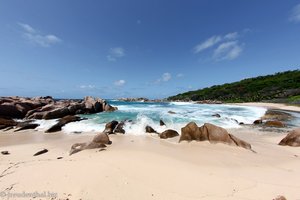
168,70 -> 300,103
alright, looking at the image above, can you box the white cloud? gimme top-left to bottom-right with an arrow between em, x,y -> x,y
162,72 -> 171,82
213,41 -> 243,60
18,23 -> 61,47
18,23 -> 36,33
289,4 -> 300,23
193,31 -> 243,61
114,79 -> 126,86
79,85 -> 96,89
176,73 -> 184,78
107,47 -> 125,61
193,36 -> 221,53
155,72 -> 172,84
224,32 -> 239,40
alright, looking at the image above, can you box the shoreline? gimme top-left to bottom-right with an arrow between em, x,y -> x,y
231,102 -> 300,113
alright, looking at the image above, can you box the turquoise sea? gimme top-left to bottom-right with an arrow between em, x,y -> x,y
35,101 -> 273,134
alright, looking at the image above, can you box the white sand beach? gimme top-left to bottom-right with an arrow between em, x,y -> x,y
1,122 -> 300,200
233,102 -> 300,113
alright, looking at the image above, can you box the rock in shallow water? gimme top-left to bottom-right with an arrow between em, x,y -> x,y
160,119 -> 166,126
46,115 -> 83,133
159,129 -> 179,139
265,120 -> 285,128
145,125 -> 157,134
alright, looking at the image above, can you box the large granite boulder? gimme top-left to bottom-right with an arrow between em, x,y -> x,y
45,115 -> 83,133
179,122 -> 252,150
159,129 -> 179,139
278,128 -> 300,147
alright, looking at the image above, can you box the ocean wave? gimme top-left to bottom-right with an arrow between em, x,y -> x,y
32,101 -> 267,134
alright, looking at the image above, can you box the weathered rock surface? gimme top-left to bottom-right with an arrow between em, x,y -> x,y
253,119 -> 263,124
114,121 -> 125,134
265,120 -> 285,128
103,120 -> 119,134
159,129 -> 179,139
278,128 -> 300,147
262,109 -> 293,121
273,195 -> 287,200
70,132 -> 112,155
33,149 -> 48,156
0,96 -> 117,120
45,115 -> 83,133
179,122 -> 252,150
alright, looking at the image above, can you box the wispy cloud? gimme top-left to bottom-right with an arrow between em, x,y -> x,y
289,3 -> 300,23
224,32 -> 239,40
18,23 -> 61,47
107,47 -> 125,61
155,72 -> 172,84
213,41 -> 243,60
79,85 -> 96,89
114,79 -> 126,86
193,31 -> 243,61
193,36 -> 221,53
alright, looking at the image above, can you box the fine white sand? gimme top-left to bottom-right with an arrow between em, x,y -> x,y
0,126 -> 300,200
233,102 -> 300,112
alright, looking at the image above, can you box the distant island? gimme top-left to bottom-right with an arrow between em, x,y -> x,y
168,70 -> 300,104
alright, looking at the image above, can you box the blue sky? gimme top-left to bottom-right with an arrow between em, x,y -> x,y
0,0 -> 300,99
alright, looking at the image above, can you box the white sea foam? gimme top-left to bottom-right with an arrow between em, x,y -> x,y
32,102 -> 267,134
35,119 -> 58,131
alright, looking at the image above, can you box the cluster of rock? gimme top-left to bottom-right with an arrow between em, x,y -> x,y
195,100 -> 223,104
252,109 -> 293,128
118,97 -> 164,103
0,96 -> 117,131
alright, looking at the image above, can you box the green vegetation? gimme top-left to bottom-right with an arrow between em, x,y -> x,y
168,70 -> 300,103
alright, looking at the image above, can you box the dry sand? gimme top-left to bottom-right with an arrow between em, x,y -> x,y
0,103 -> 300,200
233,102 -> 300,112
0,127 -> 300,200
